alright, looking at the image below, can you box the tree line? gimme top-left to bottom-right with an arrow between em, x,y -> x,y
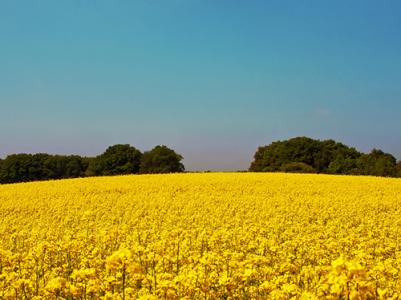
2,137 -> 400,184
250,137 -> 401,177
0,144 -> 184,184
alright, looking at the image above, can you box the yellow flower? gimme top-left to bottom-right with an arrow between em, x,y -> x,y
1,173 -> 401,298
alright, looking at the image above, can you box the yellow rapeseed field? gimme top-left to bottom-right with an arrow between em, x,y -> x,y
1,172 -> 401,299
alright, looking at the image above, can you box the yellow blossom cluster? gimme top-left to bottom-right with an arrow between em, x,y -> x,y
0,172 -> 401,299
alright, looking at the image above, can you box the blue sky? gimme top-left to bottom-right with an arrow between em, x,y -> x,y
1,1 -> 401,170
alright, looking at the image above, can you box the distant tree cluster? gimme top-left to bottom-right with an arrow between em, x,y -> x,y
0,145 -> 184,184
250,137 -> 400,177
139,145 -> 185,174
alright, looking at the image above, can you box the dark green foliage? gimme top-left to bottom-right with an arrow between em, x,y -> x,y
250,137 -> 399,177
0,154 -> 37,183
250,137 -> 360,173
327,156 -> 359,175
396,161 -> 401,177
139,145 -> 184,174
0,144 -> 185,184
280,162 -> 316,173
314,139 -> 361,173
87,144 -> 142,176
43,155 -> 88,179
355,149 -> 397,177
0,154 -> 88,184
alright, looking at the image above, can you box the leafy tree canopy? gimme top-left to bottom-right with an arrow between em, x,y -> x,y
87,144 -> 142,176
355,149 -> 397,177
0,154 -> 87,183
250,137 -> 398,177
396,161 -> 401,177
280,162 -> 316,173
139,145 -> 184,174
0,143 -> 185,184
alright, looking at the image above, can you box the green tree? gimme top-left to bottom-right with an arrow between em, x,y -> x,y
396,161 -> 401,177
65,155 -> 87,177
0,153 -> 89,183
250,137 -> 318,171
249,137 -> 361,174
139,145 -> 184,174
355,149 -> 397,177
314,140 -> 360,173
87,144 -> 142,176
0,158 -> 4,183
43,155 -> 87,179
0,154 -> 37,183
327,156 -> 359,174
280,162 -> 316,173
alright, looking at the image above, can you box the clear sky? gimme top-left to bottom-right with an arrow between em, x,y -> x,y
1,1 -> 401,171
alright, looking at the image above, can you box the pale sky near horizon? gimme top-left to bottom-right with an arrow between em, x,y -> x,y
1,1 -> 401,171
